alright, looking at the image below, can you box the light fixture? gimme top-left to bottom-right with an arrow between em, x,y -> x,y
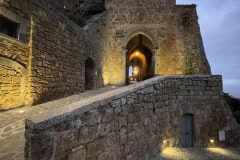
210,139 -> 214,143
133,67 -> 139,76
163,140 -> 167,144
135,51 -> 139,56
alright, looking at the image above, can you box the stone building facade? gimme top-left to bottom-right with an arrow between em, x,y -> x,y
0,0 -> 211,110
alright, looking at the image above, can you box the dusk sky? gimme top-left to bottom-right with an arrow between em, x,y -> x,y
177,0 -> 240,98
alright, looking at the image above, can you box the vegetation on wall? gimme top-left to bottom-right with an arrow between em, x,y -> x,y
224,93 -> 240,124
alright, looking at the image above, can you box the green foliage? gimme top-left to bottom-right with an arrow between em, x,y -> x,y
224,93 -> 240,124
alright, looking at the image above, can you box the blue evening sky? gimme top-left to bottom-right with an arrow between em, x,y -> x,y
177,0 -> 240,98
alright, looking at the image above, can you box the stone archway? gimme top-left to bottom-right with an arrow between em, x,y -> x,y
121,28 -> 159,84
85,58 -> 96,90
0,56 -> 26,110
121,28 -> 159,49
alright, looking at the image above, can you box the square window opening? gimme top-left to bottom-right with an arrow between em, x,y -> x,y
0,15 -> 20,39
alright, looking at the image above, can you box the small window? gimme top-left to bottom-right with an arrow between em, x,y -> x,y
0,15 -> 19,39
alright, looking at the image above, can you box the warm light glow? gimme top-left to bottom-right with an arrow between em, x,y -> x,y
161,147 -> 236,159
163,140 -> 167,144
135,51 -> 139,56
19,110 -> 24,113
25,16 -> 34,106
133,67 -> 139,76
160,148 -> 182,159
129,51 -> 147,78
207,148 -> 232,156
210,139 -> 214,143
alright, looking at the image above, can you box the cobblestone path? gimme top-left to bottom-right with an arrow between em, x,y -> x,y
0,86 -> 120,160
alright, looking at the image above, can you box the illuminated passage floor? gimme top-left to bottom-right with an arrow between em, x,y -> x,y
155,147 -> 240,160
0,86 -> 120,160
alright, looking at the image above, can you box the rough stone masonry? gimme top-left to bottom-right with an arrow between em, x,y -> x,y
25,76 -> 240,160
0,0 -> 239,159
1,0 -> 211,110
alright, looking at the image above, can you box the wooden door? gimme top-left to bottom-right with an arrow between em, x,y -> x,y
181,114 -> 193,147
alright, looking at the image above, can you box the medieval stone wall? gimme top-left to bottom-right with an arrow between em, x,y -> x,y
25,76 -> 240,160
176,5 -> 211,75
0,0 -> 212,109
99,2 -> 211,85
0,34 -> 28,110
0,0 -> 104,109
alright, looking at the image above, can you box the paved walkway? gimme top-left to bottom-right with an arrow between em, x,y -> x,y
0,86 -> 120,160
157,147 -> 240,160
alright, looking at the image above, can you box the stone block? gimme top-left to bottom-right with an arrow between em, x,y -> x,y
68,145 -> 86,160
86,139 -> 105,158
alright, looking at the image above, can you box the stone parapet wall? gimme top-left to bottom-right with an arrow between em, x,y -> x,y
106,0 -> 176,11
25,75 -> 240,160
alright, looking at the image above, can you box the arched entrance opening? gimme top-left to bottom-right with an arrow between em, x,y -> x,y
85,58 -> 96,90
126,34 -> 154,84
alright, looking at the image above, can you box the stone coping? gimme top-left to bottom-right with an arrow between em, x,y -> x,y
176,4 -> 197,8
0,34 -> 28,47
26,75 -> 222,129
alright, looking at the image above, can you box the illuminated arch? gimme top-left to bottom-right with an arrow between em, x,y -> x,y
121,28 -> 159,49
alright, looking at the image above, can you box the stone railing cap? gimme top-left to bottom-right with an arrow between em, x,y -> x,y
26,75 -> 222,129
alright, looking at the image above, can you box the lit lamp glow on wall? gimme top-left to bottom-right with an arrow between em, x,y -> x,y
133,67 -> 139,77
209,138 -> 216,147
210,139 -> 214,144
135,51 -> 140,56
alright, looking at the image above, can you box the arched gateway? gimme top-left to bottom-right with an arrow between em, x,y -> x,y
122,29 -> 159,84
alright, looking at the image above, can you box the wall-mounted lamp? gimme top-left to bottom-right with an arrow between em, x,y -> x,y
210,139 -> 214,144
135,51 -> 139,56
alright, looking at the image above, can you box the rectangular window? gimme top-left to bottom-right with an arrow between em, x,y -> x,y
0,15 -> 19,39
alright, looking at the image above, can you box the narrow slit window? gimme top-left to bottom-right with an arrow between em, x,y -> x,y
0,15 -> 19,39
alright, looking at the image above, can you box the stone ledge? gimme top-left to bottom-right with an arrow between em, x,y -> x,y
175,4 -> 197,8
26,75 -> 222,129
0,33 -> 28,47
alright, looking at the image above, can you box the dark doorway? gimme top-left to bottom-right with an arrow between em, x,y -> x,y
85,58 -> 95,90
181,114 -> 193,147
126,34 -> 154,84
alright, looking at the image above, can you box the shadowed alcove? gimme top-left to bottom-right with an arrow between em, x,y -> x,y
85,58 -> 96,90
